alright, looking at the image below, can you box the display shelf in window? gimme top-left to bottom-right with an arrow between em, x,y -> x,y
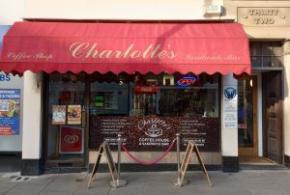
93,92 -> 118,110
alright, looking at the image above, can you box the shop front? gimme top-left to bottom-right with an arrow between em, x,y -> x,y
0,25 -> 23,172
45,72 -> 221,169
0,21 -> 251,174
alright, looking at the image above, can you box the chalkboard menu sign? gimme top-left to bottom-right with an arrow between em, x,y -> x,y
89,116 -> 220,151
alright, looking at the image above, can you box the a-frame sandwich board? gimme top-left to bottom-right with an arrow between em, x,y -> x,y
179,141 -> 212,187
88,141 -> 118,188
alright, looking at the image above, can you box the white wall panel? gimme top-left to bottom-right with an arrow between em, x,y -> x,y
24,0 -> 224,20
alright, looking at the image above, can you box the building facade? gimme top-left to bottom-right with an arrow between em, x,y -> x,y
0,0 -> 290,175
225,0 -> 290,167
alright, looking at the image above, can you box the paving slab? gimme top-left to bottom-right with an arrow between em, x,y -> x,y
1,171 -> 290,195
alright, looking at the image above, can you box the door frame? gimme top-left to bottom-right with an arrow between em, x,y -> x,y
43,73 -> 90,168
262,71 -> 283,163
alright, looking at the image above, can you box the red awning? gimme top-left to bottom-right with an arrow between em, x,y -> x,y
0,21 -> 251,75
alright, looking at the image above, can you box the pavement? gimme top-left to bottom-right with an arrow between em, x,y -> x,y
0,170 -> 290,195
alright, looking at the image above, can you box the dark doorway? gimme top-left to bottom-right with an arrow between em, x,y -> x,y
262,71 -> 283,163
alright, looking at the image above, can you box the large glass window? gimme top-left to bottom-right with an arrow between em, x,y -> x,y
128,74 -> 219,117
89,73 -> 220,151
88,73 -> 219,118
46,72 -> 221,166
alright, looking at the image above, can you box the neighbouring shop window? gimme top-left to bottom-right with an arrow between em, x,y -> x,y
0,72 -> 23,152
89,73 -> 220,152
250,42 -> 283,68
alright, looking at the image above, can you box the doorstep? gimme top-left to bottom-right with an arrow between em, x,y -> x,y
240,164 -> 288,170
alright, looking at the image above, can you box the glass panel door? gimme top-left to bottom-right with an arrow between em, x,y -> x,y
238,76 -> 258,157
46,73 -> 87,167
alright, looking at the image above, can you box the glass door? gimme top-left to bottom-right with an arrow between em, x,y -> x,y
238,76 -> 258,157
45,73 -> 88,168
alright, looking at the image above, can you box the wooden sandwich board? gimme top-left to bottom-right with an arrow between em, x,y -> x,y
179,141 -> 212,187
88,141 -> 118,188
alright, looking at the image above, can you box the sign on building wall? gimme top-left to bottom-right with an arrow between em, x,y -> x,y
223,86 -> 238,129
0,89 -> 20,135
238,7 -> 290,26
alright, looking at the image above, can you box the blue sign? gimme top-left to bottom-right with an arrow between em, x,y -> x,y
0,74 -> 11,82
224,87 -> 237,100
0,89 -> 20,135
176,76 -> 198,87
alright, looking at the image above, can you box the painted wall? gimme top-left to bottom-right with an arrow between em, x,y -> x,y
224,0 -> 290,39
24,0 -> 224,20
0,0 -> 24,24
21,72 -> 42,159
283,41 -> 290,158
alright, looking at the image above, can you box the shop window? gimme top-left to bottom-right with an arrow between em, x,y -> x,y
47,73 -> 221,160
90,82 -> 129,116
89,73 -> 221,152
250,42 -> 283,68
88,73 -> 220,118
128,74 -> 219,118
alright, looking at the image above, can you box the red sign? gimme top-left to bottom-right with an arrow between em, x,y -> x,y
134,86 -> 160,94
60,127 -> 83,153
176,76 -> 198,87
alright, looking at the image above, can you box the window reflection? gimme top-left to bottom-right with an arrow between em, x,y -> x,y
88,73 -> 220,118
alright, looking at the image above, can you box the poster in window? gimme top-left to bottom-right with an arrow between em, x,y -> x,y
59,126 -> 83,153
0,89 -> 21,135
52,105 -> 66,125
67,105 -> 82,125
